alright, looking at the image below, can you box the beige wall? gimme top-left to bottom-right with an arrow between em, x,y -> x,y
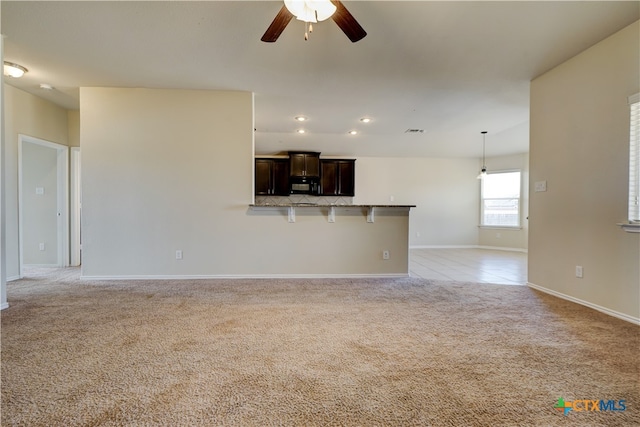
80,88 -> 411,277
478,153 -> 529,251
3,84 -> 69,279
529,21 -> 640,322
354,157 -> 480,248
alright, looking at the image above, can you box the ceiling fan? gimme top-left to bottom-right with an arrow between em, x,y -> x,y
261,0 -> 367,43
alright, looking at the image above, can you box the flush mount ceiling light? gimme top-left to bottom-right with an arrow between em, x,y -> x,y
295,116 -> 307,122
296,129 -> 306,134
477,131 -> 488,180
360,117 -> 371,123
3,61 -> 28,78
39,83 -> 54,90
348,130 -> 358,135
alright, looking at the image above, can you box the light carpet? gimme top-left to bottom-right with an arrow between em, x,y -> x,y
1,268 -> 638,426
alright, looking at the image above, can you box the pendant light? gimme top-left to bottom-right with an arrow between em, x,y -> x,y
477,131 -> 488,180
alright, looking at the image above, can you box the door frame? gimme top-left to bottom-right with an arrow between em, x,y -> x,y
18,134 -> 69,274
70,147 -> 81,266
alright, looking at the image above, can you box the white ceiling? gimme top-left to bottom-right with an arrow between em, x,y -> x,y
2,1 -> 638,158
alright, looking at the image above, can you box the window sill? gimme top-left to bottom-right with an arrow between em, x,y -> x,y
617,223 -> 640,233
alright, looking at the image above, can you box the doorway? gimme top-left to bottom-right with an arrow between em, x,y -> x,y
18,135 -> 69,275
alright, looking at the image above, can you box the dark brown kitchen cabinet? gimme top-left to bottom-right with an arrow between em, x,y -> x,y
320,159 -> 355,197
289,152 -> 320,178
255,158 -> 290,196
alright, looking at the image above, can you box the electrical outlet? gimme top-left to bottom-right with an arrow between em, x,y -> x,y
382,250 -> 390,260
575,266 -> 583,278
175,250 -> 183,260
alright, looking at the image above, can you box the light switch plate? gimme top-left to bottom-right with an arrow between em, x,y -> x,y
534,181 -> 547,192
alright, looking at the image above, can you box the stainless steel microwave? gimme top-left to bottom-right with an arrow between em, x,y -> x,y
290,178 -> 319,195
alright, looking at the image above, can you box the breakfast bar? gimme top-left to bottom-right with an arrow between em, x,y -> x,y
249,204 -> 416,223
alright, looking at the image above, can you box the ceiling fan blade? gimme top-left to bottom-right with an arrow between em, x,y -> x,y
331,0 -> 367,43
261,5 -> 294,42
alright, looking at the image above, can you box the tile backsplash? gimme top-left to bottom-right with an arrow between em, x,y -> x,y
255,195 -> 354,206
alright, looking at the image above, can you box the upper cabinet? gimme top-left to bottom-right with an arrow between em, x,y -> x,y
256,153 -> 355,197
320,159 -> 355,197
255,158 -> 290,196
289,152 -> 320,178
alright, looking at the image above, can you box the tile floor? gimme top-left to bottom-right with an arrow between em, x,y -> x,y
410,248 -> 527,285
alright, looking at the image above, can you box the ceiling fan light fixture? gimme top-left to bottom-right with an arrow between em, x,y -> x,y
285,0 -> 336,23
3,61 -> 28,78
311,0 -> 337,21
262,0 -> 365,43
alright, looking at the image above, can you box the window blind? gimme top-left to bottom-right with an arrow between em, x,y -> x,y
629,93 -> 640,222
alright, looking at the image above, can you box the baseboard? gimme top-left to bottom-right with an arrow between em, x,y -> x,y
410,244 -> 527,253
477,245 -> 528,253
80,273 -> 411,281
0,302 -> 9,310
410,245 -> 478,249
527,282 -> 640,325
7,275 -> 21,282
23,264 -> 60,268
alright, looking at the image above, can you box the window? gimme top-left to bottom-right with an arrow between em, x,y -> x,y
481,171 -> 521,227
628,93 -> 640,223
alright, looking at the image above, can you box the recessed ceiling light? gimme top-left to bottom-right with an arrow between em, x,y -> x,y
295,116 -> 307,122
296,129 -> 306,134
348,130 -> 358,135
360,117 -> 371,123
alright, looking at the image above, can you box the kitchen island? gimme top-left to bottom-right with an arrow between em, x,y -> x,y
246,203 -> 415,277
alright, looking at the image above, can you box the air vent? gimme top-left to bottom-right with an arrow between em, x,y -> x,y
404,129 -> 424,134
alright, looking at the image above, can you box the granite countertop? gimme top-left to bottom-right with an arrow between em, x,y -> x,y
249,203 -> 416,208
